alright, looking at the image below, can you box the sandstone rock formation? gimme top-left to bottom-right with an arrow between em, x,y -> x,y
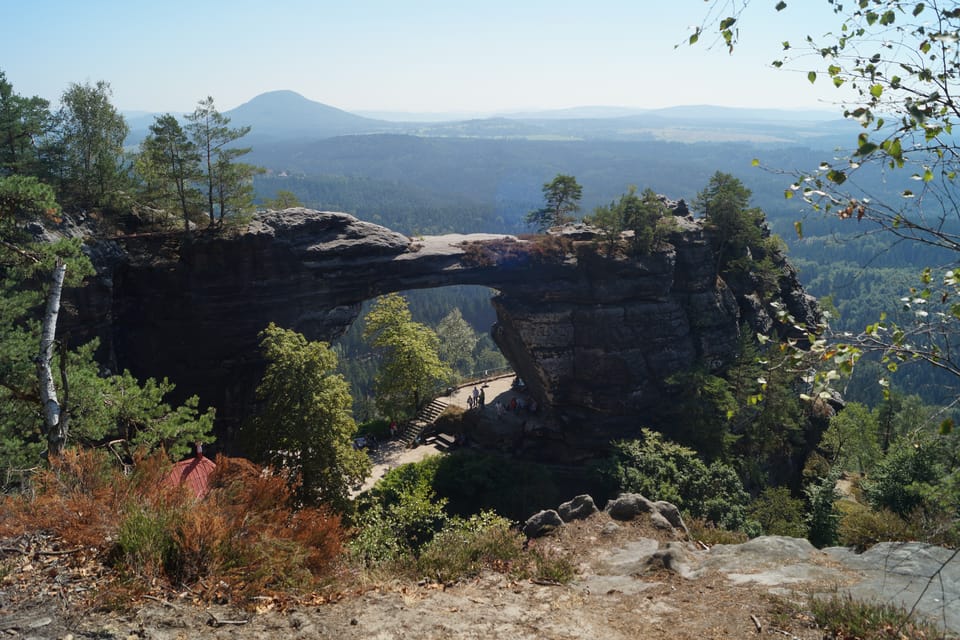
68,207 -> 819,452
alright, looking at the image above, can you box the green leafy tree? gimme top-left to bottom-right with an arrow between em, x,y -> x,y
0,174 -> 59,223
587,201 -> 624,256
694,171 -> 769,277
49,80 -> 129,210
587,186 -> 668,255
185,96 -> 257,225
663,367 -> 737,461
0,177 -> 211,464
805,468 -> 842,548
351,456 -> 448,563
363,293 -> 451,420
63,351 -> 215,460
821,402 -> 881,473
137,114 -> 202,232
436,308 -> 478,378
261,189 -> 303,209
213,154 -> 263,224
693,1 -> 960,416
862,429 -> 957,519
525,174 -> 582,232
245,323 -> 369,512
749,486 -> 808,537
0,70 -> 52,176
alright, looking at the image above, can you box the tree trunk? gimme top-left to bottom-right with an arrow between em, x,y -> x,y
36,259 -> 67,456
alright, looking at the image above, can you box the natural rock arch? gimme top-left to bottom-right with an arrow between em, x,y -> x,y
76,208 -> 819,451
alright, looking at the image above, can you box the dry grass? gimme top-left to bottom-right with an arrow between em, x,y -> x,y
0,449 -> 345,606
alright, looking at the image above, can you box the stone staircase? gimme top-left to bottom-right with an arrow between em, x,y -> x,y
400,398 -> 449,447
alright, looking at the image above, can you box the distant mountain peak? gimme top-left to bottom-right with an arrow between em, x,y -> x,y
225,91 -> 391,139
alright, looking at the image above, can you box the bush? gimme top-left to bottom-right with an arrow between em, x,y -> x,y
1,449 -> 345,602
748,486 -> 807,538
415,511 -> 524,582
805,470 -> 842,548
527,546 -> 577,584
351,457 -> 449,565
837,502 -> 915,551
431,451 -> 562,521
356,418 -> 390,441
601,429 -> 752,531
686,517 -> 749,545
862,433 -> 952,518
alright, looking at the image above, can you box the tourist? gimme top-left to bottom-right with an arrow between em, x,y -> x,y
479,388 -> 485,408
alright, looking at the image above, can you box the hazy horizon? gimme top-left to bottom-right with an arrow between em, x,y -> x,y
5,1 -> 852,116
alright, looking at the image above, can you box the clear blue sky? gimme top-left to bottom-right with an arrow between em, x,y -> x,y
3,0 -> 847,115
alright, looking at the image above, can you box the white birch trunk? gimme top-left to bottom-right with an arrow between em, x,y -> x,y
37,260 -> 67,456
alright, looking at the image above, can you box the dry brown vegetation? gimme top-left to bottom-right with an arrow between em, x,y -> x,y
0,449 -> 344,607
459,234 -> 574,268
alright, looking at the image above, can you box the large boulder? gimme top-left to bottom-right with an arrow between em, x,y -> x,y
522,509 -> 564,538
558,494 -> 599,522
606,493 -> 655,521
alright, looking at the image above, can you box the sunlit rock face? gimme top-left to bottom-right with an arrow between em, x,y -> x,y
71,207 -> 819,451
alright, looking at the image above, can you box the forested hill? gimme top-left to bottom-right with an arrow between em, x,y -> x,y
250,135 -> 821,234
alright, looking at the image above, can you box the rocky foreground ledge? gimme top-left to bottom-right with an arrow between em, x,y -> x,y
4,496 -> 957,639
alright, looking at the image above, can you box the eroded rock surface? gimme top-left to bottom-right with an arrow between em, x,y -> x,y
68,207 -> 820,451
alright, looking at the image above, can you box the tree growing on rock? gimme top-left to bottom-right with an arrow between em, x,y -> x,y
0,70 -> 52,177
525,174 -> 582,232
587,186 -> 670,255
48,80 -> 129,211
185,96 -> 259,225
137,114 -> 202,232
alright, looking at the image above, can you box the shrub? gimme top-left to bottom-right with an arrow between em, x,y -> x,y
2,449 -> 345,603
113,505 -> 178,579
415,511 -> 524,582
748,486 -> 807,538
805,469 -> 842,548
526,546 -> 577,584
459,235 -> 573,268
686,517 -> 749,545
601,429 -> 752,531
837,502 -> 915,551
356,418 -> 390,441
862,433 -> 951,518
351,457 -> 449,565
431,451 -> 562,521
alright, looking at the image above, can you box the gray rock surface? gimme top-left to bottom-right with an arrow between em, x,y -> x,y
558,495 -> 599,522
606,493 -> 656,521
522,509 -> 564,538
65,207 -> 821,457
824,542 -> 960,634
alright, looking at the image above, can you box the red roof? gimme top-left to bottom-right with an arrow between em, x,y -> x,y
167,455 -> 216,499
